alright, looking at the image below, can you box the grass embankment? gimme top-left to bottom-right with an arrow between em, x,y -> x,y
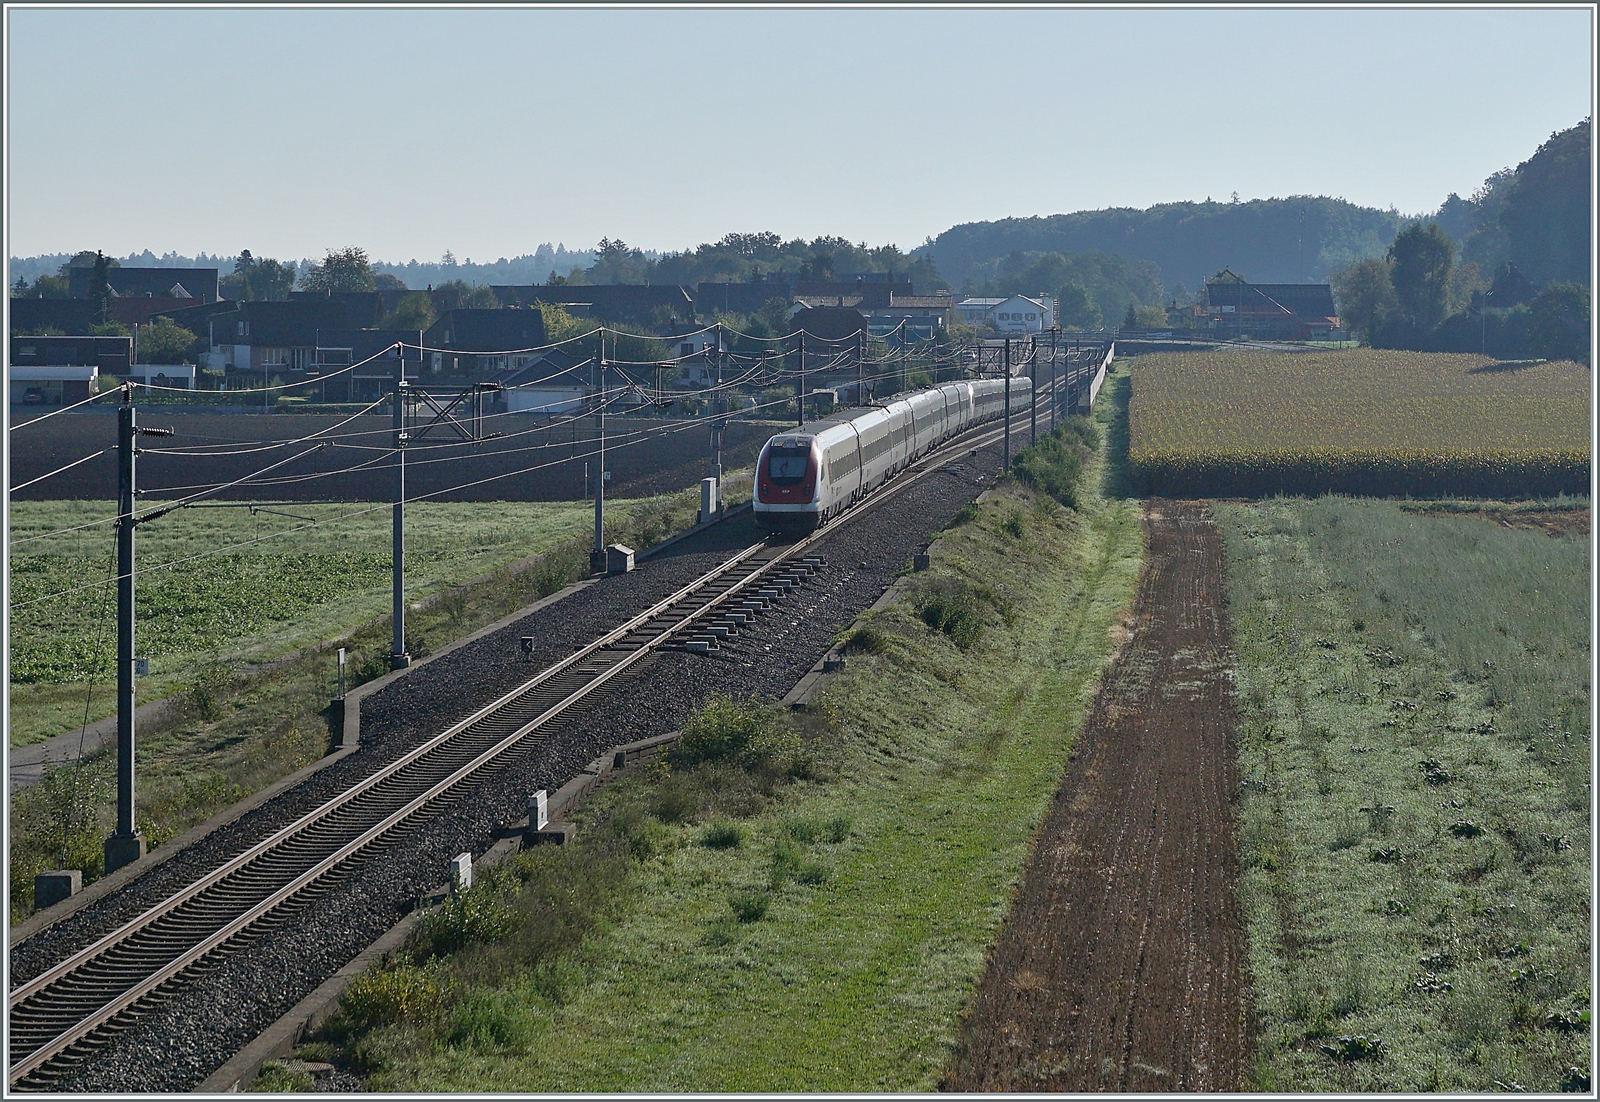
1220,497 -> 1590,1091
261,417 -> 1144,1092
1129,350 -> 1590,498
8,483 -> 751,923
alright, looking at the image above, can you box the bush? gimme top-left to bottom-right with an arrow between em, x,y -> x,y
1318,1034 -> 1385,1062
784,815 -> 851,844
1009,419 -> 1096,507
417,888 -> 518,957
672,696 -> 803,779
947,503 -> 981,528
730,890 -> 769,923
919,583 -> 985,650
769,837 -> 829,887
701,821 -> 744,849
443,988 -> 534,1050
340,964 -> 445,1031
840,623 -> 895,655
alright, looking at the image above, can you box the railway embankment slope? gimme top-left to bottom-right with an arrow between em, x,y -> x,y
269,411 -> 1147,1091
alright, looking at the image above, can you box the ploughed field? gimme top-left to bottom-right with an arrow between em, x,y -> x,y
1128,350 -> 1589,498
8,411 -> 775,502
948,500 -> 1245,1091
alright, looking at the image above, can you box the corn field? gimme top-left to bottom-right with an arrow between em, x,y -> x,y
1128,350 -> 1590,498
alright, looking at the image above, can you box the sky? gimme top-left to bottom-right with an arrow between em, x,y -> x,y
5,6 -> 1594,263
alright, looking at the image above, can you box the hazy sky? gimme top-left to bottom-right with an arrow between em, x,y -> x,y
5,6 -> 1593,262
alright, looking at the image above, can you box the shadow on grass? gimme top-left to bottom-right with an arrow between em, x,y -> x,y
1097,371 -> 1138,500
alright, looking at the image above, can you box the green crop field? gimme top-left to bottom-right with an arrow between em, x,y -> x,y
1219,498 -> 1590,1091
1128,350 -> 1590,498
7,493 -> 701,748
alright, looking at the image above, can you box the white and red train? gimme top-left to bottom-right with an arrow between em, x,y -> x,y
753,377 -> 1033,531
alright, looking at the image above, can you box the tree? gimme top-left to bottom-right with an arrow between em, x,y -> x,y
716,231 -> 783,258
384,293 -> 436,331
1132,304 -> 1167,328
1055,282 -> 1102,330
1122,303 -> 1139,329
1330,257 -> 1398,344
300,246 -> 376,293
533,302 -> 591,344
221,250 -> 298,301
136,317 -> 199,364
587,237 -> 650,284
1526,282 -> 1590,364
65,250 -> 117,271
373,272 -> 407,292
799,251 -> 835,282
434,280 -> 499,311
1499,119 -> 1590,287
1386,222 -> 1453,331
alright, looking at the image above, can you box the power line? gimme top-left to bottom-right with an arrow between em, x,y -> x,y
10,450 -> 109,493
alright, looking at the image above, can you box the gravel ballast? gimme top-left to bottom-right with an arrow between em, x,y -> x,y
23,438 -> 1008,1093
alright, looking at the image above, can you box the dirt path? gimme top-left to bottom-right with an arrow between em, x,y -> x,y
945,500 -> 1245,1092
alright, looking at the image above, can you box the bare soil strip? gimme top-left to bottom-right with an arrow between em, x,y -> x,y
946,500 -> 1245,1092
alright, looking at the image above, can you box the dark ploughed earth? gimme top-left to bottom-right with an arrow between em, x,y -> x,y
945,500 -> 1246,1093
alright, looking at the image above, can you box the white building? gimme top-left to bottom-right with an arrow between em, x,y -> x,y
955,297 -> 1004,326
955,294 -> 1055,333
989,294 -> 1054,334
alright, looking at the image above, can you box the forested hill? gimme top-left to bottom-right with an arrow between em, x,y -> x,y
920,197 -> 1410,293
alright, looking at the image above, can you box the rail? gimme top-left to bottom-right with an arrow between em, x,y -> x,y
6,405 -> 1038,1091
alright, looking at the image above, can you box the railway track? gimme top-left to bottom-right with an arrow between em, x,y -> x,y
7,413 -> 1023,1091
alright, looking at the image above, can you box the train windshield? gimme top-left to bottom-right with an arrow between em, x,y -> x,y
767,447 -> 809,483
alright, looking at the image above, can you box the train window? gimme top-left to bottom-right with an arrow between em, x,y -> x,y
768,451 -> 809,482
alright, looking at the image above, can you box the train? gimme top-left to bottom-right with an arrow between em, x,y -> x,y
753,376 -> 1033,532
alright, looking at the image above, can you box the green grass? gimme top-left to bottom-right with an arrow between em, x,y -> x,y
286,402 -> 1145,1091
8,493 -> 706,748
1217,497 -> 1590,1091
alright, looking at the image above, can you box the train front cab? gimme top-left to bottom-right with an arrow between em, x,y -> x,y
754,434 -> 822,532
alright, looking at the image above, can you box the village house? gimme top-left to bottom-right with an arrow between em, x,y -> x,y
69,266 -> 221,303
1202,270 -> 1341,339
8,335 -> 130,404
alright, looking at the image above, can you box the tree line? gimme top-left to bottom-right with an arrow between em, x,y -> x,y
1331,119 -> 1590,363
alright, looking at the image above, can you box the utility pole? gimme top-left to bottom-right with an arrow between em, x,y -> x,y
390,350 -> 409,670
106,396 -> 146,874
593,330 -> 607,573
900,321 -> 909,394
856,330 -> 865,405
1049,327 -> 1058,429
710,324 -> 724,483
1029,334 -> 1037,446
795,330 -> 805,428
1003,338 -> 1012,470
